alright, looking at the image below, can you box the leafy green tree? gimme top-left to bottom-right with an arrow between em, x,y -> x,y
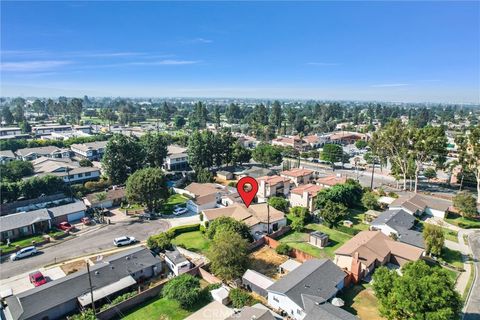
174,115 -> 186,129
320,144 -> 343,168
208,230 -> 249,281
19,121 -> 31,133
423,167 -> 437,181
422,224 -> 444,256
102,134 -> 144,184
126,167 -> 168,213
79,159 -> 93,167
361,191 -> 379,210
229,288 -> 254,308
205,216 -> 251,240
0,182 -> 20,203
1,160 -> 34,182
140,132 -> 168,168
453,191 -> 478,217
275,243 -> 291,255
226,103 -> 241,123
69,308 -> 96,320
268,196 -> 289,213
316,179 -> 363,208
291,217 -> 305,232
269,101 -> 283,132
372,260 -> 461,320
355,140 -> 368,149
19,175 -> 65,199
319,200 -> 348,228
146,232 -> 172,251
232,142 -> 251,165
68,98 -> 83,123
1,107 -> 14,125
195,168 -> 214,183
252,143 -> 283,166
456,127 -> 480,204
162,274 -> 202,308
289,206 -> 310,223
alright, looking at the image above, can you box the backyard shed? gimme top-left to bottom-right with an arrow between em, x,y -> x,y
309,231 -> 329,248
242,269 -> 274,297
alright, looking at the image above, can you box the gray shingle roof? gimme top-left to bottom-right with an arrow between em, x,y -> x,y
303,296 -> 358,320
371,209 -> 415,232
0,209 -> 51,233
267,259 -> 345,308
164,248 -> 188,264
48,201 -> 87,218
4,247 -> 160,320
398,229 -> 425,249
0,150 -> 15,158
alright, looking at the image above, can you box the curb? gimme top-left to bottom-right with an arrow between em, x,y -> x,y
462,232 -> 478,318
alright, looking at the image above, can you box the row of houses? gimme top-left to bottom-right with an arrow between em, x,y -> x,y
271,131 -> 369,151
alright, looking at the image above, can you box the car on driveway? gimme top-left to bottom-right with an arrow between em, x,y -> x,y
58,221 -> 74,231
10,246 -> 38,261
80,217 -> 92,225
29,271 -> 47,287
113,236 -> 137,247
173,207 -> 188,216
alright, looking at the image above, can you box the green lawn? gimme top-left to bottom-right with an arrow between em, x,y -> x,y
346,208 -> 370,232
440,247 -> 464,269
442,228 -> 459,243
278,223 -> 353,258
445,213 -> 480,229
338,284 -> 384,320
161,194 -> 189,214
122,297 -> 192,320
172,231 -> 211,253
0,235 -> 45,254
463,263 -> 475,300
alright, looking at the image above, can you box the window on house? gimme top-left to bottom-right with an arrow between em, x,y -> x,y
85,172 -> 91,176
78,173 -> 83,178
297,309 -> 302,315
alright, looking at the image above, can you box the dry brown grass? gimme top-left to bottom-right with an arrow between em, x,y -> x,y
249,246 -> 288,279
60,260 -> 89,275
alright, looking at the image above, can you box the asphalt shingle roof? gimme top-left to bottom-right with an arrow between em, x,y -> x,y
0,209 -> 51,233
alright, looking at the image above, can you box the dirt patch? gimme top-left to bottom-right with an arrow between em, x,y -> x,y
249,246 -> 288,279
341,285 -> 385,320
60,260 -> 89,275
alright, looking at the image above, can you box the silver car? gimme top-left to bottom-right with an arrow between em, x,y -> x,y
10,246 -> 38,261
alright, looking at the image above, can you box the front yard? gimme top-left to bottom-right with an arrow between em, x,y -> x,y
171,231 -> 211,254
278,223 -> 353,259
338,284 -> 385,320
161,194 -> 189,214
0,234 -> 46,255
445,213 -> 480,229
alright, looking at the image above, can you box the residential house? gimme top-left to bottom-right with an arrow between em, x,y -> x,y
217,170 -> 233,180
49,130 -> 92,141
73,125 -> 92,134
370,209 -> 424,248
267,259 -> 352,320
84,187 -> 126,209
164,145 -> 189,171
316,174 -> 347,188
2,247 -> 162,320
15,146 -> 71,161
235,134 -> 259,149
278,259 -> 301,274
70,141 -> 108,161
289,184 -> 323,212
257,175 -> 291,202
0,127 -> 21,137
302,134 -> 328,149
164,247 -> 192,276
0,209 -> 52,241
239,166 -> 275,179
183,183 -> 224,214
0,193 -> 70,216
226,305 -> 278,320
328,131 -> 368,145
48,200 -> 87,224
0,150 -> 16,164
389,193 -> 451,218
36,166 -> 101,184
32,125 -> 72,136
281,168 -> 314,186
272,136 -> 305,151
242,269 -> 275,297
202,203 -> 287,237
334,231 -> 424,282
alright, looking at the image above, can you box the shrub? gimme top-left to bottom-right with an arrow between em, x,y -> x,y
146,232 -> 172,251
199,225 -> 207,233
162,274 -> 202,308
228,288 -> 254,308
168,224 -> 200,237
100,291 -> 137,311
275,243 -> 291,255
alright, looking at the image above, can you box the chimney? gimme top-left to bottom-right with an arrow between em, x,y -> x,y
351,252 -> 362,283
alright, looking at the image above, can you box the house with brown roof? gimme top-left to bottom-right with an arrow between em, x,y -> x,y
328,131 -> 369,145
257,175 -> 291,202
271,136 -> 305,151
316,174 -> 347,188
289,184 -> 323,212
84,187 -> 126,209
334,231 -> 424,282
389,192 -> 452,218
182,183 -> 224,214
202,203 -> 287,237
281,168 -> 314,186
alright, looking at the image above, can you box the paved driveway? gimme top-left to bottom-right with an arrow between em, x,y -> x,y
0,218 -> 170,279
0,266 -> 66,295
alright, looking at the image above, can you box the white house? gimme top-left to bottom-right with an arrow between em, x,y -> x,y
15,146 -> 71,161
267,259 -> 352,320
257,175 -> 291,202
182,183 -> 224,214
32,125 -> 73,136
280,168 -> 314,187
164,145 -> 189,171
289,184 -> 323,212
0,127 -> 21,137
389,193 -> 451,219
164,248 -> 191,276
70,141 -> 108,161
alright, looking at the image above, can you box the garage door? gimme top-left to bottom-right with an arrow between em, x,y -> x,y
67,211 -> 85,222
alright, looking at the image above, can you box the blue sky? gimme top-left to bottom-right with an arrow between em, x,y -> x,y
1,1 -> 479,103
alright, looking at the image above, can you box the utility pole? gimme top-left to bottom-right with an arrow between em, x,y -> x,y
370,158 -> 375,189
86,262 -> 96,315
267,201 -> 270,235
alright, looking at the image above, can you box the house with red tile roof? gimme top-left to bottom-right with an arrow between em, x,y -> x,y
281,168 -> 314,186
289,184 -> 323,212
316,174 -> 348,188
257,175 -> 291,202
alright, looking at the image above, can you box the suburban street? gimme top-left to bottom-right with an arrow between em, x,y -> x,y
0,218 -> 170,279
464,231 -> 480,320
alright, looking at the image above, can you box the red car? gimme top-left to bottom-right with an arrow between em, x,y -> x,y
29,271 -> 47,287
58,222 -> 74,231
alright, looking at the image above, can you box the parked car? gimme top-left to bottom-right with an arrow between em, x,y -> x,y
10,246 -> 38,261
113,236 -> 136,247
58,222 -> 74,231
80,217 -> 92,225
173,207 -> 188,216
29,271 -> 47,287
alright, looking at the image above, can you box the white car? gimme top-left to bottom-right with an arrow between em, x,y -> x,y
10,246 -> 38,261
113,236 -> 136,247
173,207 -> 188,216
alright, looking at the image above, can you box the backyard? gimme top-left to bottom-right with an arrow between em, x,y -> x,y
339,284 -> 384,320
171,231 -> 211,254
278,223 -> 353,259
249,245 -> 288,279
122,297 -> 195,320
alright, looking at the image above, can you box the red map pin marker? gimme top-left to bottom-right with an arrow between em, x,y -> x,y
236,176 -> 258,208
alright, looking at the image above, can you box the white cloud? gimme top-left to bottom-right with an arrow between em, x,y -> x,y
370,83 -> 410,88
1,60 -> 72,72
188,38 -> 213,44
116,59 -> 201,66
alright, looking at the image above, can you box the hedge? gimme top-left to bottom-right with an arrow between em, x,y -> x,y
166,224 -> 200,238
